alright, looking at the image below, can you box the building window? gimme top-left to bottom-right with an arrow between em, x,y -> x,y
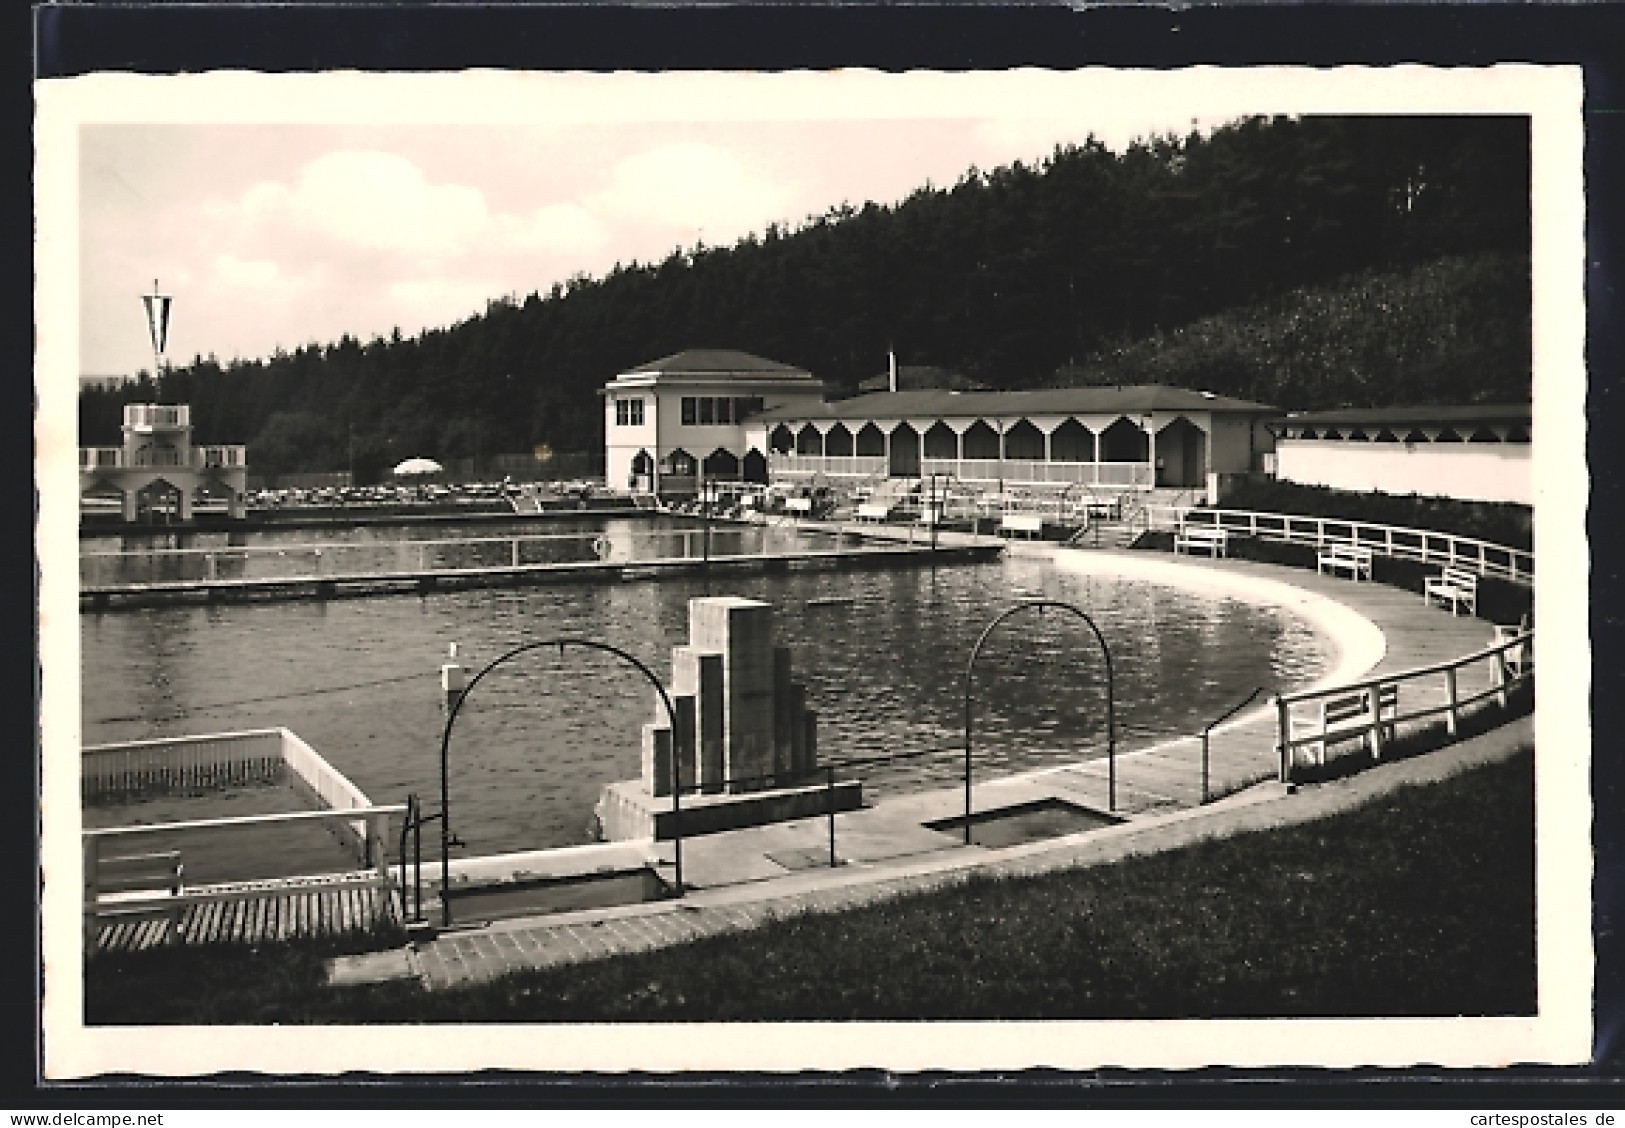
616,398 -> 645,426
736,396 -> 764,421
681,397 -> 697,425
717,397 -> 733,424
698,397 -> 715,424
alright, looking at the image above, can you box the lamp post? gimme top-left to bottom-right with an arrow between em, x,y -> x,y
962,599 -> 1116,843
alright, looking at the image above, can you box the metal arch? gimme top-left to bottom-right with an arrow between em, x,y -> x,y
961,599 -> 1117,841
438,637 -> 684,926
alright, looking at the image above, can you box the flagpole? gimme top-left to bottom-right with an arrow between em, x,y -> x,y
143,278 -> 171,381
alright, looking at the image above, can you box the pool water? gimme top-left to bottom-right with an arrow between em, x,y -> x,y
81,528 -> 1333,862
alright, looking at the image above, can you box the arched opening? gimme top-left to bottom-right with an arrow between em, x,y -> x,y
962,420 -> 1000,460
1469,427 -> 1502,443
770,425 -> 795,455
1435,428 -> 1464,443
1098,418 -> 1149,463
704,448 -> 740,478
1374,429 -> 1401,443
796,424 -> 824,456
855,423 -> 886,458
1403,430 -> 1429,445
1154,416 -> 1207,488
1003,419 -> 1045,461
134,477 -> 187,523
665,448 -> 696,477
923,421 -> 959,460
631,450 -> 654,475
742,448 -> 768,483
1050,418 -> 1095,463
888,422 -> 921,478
825,423 -> 854,457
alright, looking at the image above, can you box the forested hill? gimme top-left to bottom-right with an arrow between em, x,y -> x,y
1045,251 -> 1529,412
79,115 -> 1529,479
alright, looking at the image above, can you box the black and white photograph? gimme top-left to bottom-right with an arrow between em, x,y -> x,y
35,65 -> 1591,1078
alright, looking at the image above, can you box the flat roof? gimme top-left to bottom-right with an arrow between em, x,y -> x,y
752,384 -> 1278,422
1282,404 -> 1531,428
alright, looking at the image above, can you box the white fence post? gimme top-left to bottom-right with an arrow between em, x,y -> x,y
1444,667 -> 1460,736
1367,685 -> 1385,760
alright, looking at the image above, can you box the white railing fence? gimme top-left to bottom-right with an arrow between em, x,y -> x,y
82,729 -> 284,799
279,728 -> 384,864
1161,507 -> 1533,586
1274,629 -> 1533,782
82,525 -> 898,588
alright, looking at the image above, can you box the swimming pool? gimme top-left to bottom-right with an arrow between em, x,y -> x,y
80,541 -> 1333,860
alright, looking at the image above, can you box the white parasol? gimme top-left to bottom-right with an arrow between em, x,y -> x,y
392,457 -> 443,477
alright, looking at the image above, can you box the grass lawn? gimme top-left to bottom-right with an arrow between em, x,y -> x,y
86,744 -> 1535,1024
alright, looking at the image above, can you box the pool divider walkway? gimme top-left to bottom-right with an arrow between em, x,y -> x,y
326,548 -> 1510,991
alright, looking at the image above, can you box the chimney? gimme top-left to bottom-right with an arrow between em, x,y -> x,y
889,350 -> 897,394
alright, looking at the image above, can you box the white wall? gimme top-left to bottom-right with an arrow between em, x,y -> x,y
1208,414 -> 1266,475
605,390 -> 658,489
1275,440 -> 1532,505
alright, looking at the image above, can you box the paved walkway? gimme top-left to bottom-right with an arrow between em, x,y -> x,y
328,549 -> 1519,992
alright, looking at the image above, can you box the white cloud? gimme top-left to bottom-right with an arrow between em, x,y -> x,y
591,143 -> 791,239
386,277 -> 504,322
491,202 -> 608,257
209,150 -> 492,261
212,253 -> 281,289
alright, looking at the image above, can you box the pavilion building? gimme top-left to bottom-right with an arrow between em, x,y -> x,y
601,349 -> 826,496
746,384 -> 1281,500
79,403 -> 248,521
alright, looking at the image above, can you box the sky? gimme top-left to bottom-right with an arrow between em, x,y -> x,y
77,80 -> 1229,376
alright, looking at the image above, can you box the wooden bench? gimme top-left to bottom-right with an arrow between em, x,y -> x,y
1317,541 -> 1374,581
1425,566 -> 1479,616
86,850 -> 185,945
1000,513 -> 1044,539
1290,683 -> 1400,767
1491,615 -> 1533,679
1173,524 -> 1229,557
856,503 -> 891,522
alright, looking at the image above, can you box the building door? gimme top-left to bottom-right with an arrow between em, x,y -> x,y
888,423 -> 921,478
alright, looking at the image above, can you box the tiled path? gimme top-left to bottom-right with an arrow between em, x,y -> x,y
329,550 -> 1519,992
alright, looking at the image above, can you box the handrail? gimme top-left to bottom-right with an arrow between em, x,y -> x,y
1276,630 -> 1531,707
1166,506 -> 1532,585
1200,686 -> 1268,804
1274,629 -> 1532,780
82,803 -> 408,838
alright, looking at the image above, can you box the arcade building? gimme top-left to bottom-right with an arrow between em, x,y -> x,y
603,349 -> 1280,503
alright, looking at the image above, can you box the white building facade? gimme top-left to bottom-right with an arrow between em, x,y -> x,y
602,350 -> 825,496
1272,405 -> 1531,506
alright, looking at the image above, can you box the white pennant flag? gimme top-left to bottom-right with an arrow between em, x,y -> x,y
142,282 -> 172,360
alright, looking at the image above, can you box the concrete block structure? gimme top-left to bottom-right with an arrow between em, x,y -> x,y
597,595 -> 857,841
